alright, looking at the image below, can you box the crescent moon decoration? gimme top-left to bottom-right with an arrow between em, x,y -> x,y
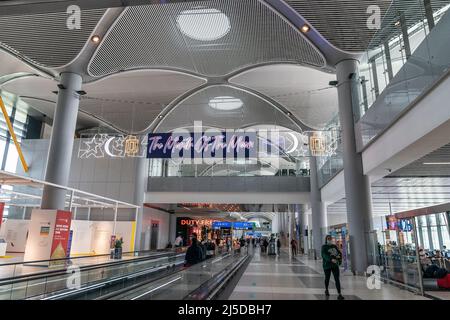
285,132 -> 299,154
104,137 -> 117,158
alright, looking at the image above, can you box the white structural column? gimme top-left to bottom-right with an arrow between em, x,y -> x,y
336,59 -> 374,274
133,156 -> 148,251
272,212 -> 280,234
283,211 -> 288,246
289,207 -> 295,252
41,72 -> 82,210
169,213 -> 177,244
298,204 -> 309,253
309,156 -> 327,258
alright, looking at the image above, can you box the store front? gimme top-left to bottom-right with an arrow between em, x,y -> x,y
376,206 -> 450,294
176,218 -> 218,246
327,223 -> 351,271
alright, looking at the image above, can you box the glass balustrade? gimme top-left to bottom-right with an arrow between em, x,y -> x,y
354,0 -> 450,149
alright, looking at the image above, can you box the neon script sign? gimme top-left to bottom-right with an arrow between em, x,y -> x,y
147,132 -> 256,159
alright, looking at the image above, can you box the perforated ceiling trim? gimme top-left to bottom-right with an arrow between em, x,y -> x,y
0,9 -> 106,68
286,0 -> 450,52
286,0 -> 391,52
88,0 -> 325,77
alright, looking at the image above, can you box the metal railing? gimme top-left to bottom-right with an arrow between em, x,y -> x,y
0,249 -> 186,300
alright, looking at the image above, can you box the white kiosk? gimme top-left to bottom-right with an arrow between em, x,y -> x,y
0,238 -> 7,257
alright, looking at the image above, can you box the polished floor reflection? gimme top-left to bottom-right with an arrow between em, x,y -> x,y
229,247 -> 430,300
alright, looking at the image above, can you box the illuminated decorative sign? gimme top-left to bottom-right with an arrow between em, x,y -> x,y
77,128 -> 339,160
124,135 -> 140,157
78,134 -> 147,159
147,132 -> 256,159
309,133 -> 326,156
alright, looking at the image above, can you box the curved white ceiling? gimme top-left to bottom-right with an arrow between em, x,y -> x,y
230,64 -> 338,129
2,70 -> 206,132
156,85 -> 301,133
0,50 -> 47,79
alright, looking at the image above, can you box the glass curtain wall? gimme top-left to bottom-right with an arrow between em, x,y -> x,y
0,91 -> 34,219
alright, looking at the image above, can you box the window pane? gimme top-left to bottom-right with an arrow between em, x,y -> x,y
4,143 -> 18,173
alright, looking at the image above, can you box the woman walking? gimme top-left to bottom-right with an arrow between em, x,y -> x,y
321,235 -> 344,300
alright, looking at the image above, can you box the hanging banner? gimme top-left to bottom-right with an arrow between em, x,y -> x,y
50,210 -> 72,265
147,132 -> 256,159
385,215 -> 413,232
0,202 -> 4,229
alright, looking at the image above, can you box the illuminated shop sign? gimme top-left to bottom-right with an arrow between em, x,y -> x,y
232,222 -> 254,230
212,221 -> 232,229
179,219 -> 214,226
211,221 -> 253,229
147,132 -> 256,159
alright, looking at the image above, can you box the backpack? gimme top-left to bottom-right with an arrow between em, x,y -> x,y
435,267 -> 448,279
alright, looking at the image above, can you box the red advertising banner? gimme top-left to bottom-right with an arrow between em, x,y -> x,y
50,210 -> 72,263
0,202 -> 4,228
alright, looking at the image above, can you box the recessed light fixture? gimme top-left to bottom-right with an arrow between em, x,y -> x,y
158,115 -> 163,119
91,35 -> 101,43
300,24 -> 310,33
394,20 -> 401,27
423,162 -> 450,165
176,8 -> 231,41
209,96 -> 243,111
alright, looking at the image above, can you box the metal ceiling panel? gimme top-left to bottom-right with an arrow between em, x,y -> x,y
286,0 -> 391,52
0,8 -> 106,67
88,0 -> 325,77
155,85 -> 300,132
286,0 -> 450,52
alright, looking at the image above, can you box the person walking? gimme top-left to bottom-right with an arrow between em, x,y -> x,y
276,238 -> 281,255
321,235 -> 344,300
262,238 -> 268,254
290,238 -> 298,256
184,236 -> 203,267
174,233 -> 183,247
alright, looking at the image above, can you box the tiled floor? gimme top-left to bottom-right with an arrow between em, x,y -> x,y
229,247 -> 430,300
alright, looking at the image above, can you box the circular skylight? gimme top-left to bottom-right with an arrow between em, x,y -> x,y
176,8 -> 231,41
208,96 -> 243,111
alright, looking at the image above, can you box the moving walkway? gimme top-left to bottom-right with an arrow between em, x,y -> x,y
0,248 -> 251,300
0,250 -> 184,300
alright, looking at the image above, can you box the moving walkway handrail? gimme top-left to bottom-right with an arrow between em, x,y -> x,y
92,258 -> 187,300
184,252 -> 250,300
102,251 -> 235,300
41,253 -> 187,300
0,249 -> 166,267
0,250 -> 183,285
